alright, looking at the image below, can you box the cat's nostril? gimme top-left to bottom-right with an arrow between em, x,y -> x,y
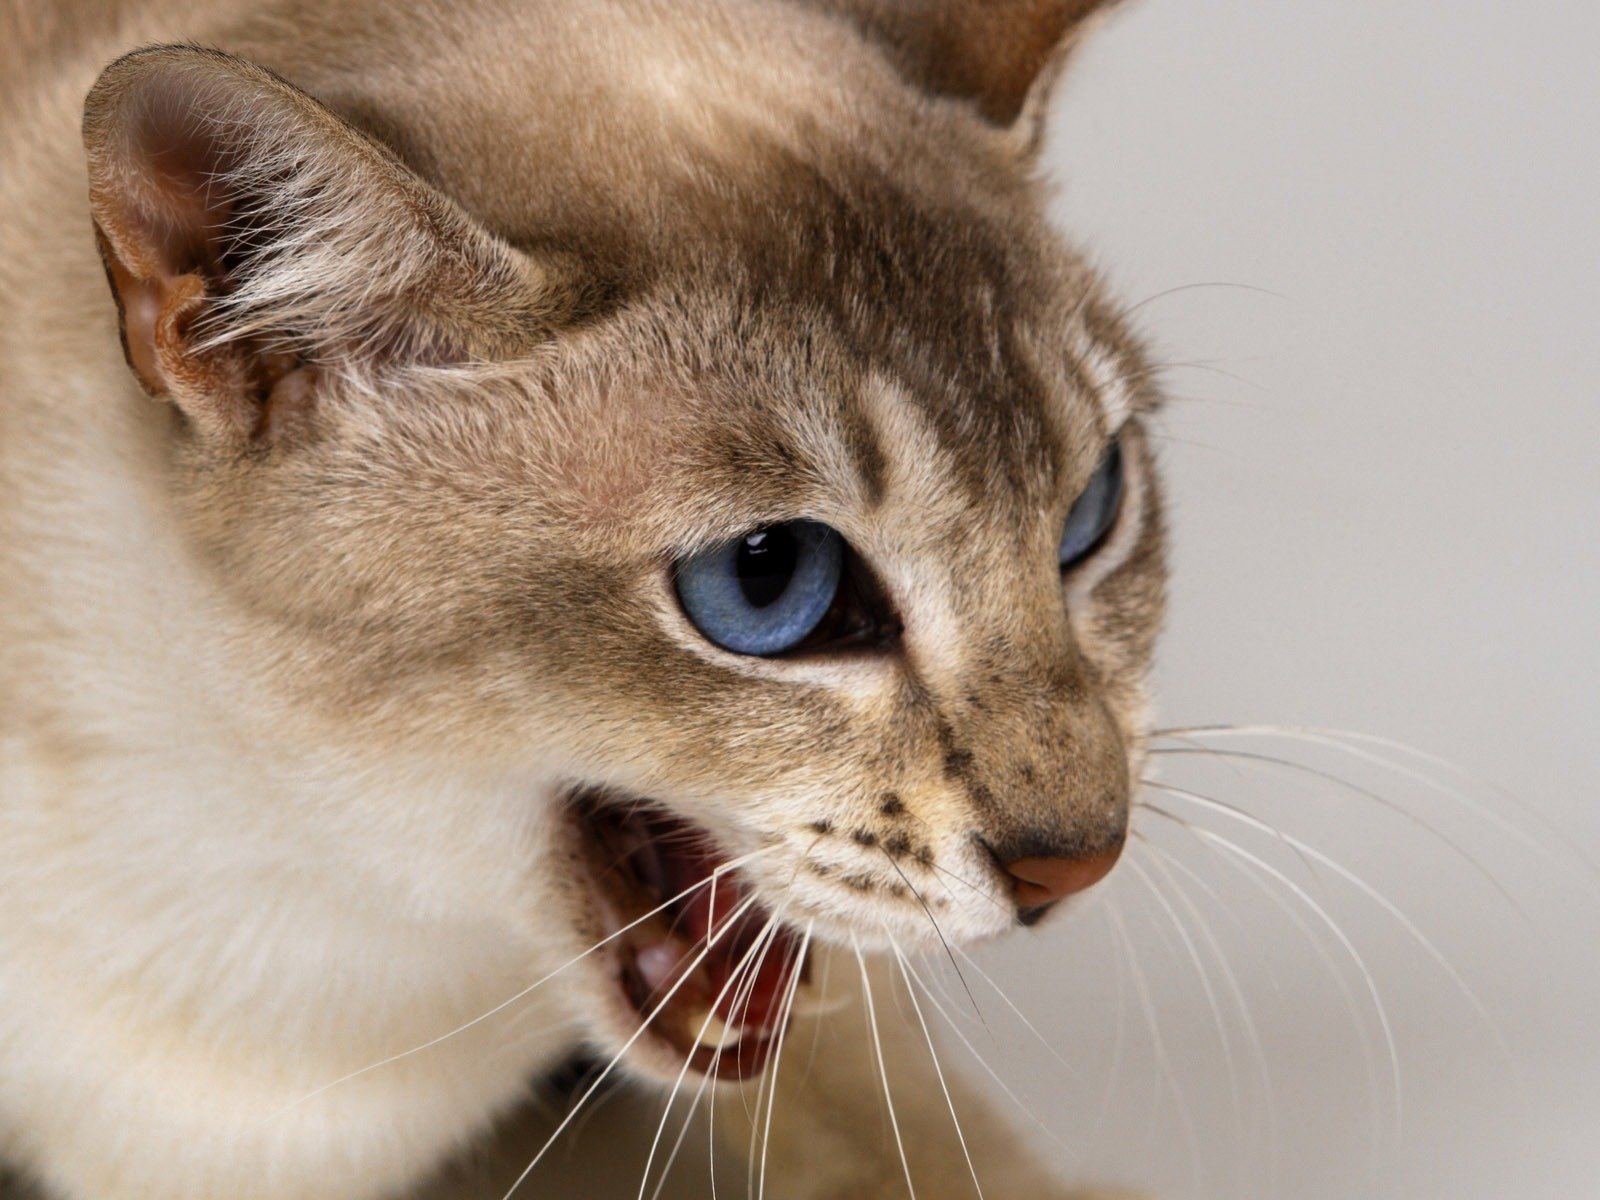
1002,837 -> 1124,915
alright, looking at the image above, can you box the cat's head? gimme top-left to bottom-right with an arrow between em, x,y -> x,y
84,0 -> 1162,1074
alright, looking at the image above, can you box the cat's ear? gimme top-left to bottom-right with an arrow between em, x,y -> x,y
810,0 -> 1122,155
83,45 -> 575,446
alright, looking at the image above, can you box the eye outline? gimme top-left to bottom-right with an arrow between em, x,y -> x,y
671,520 -> 901,659
1057,437 -> 1126,574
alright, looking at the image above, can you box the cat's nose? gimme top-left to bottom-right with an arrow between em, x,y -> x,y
1002,839 -> 1124,917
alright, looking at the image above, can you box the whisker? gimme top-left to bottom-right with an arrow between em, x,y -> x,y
1139,805 -> 1389,1166
924,858 -> 1012,915
883,850 -> 988,1030
1135,839 -> 1282,1189
743,921 -> 791,1197
674,915 -> 786,1200
1112,280 -> 1286,323
889,809 -> 1013,916
1079,902 -> 1130,1155
757,923 -> 815,1200
896,952 -> 1074,1155
1124,856 -> 1245,1135
1142,799 -> 1402,1147
1152,723 -> 1598,884
706,1034 -> 725,1200
636,910 -> 788,1200
704,917 -> 784,1200
645,1069 -> 715,1200
1148,741 -> 1523,915
913,943 -> 987,1034
497,892 -> 764,1199
796,944 -> 834,1087
1105,902 -> 1206,1192
854,936 -> 917,1200
258,846 -> 775,1127
949,945 -> 1083,1083
1148,778 -> 1516,1071
888,936 -> 986,1200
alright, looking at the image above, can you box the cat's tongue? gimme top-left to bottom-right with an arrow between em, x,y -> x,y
579,798 -> 806,1078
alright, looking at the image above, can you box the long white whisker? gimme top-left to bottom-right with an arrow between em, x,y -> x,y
884,851 -> 989,1029
497,892 -> 763,1199
707,1028 -> 726,1200
895,952 -> 1072,1155
1153,723 -> 1597,882
646,1069 -> 714,1200
742,919 -> 792,1200
636,909 -> 786,1200
1105,902 -> 1205,1191
739,919 -> 796,1196
888,937 -> 985,1200
1137,838 -> 1281,1186
948,945 -> 1082,1083
260,846 -> 774,1126
1139,804 -> 1388,1163
1149,779 -> 1514,1070
1078,902 -> 1130,1156
797,944 -> 835,1086
1124,856 -> 1244,1136
650,912 -> 793,1200
1144,799 -> 1403,1144
916,945 -> 988,1036
925,859 -> 1014,914
855,937 -> 917,1200
757,923 -> 815,1200
1148,741 -> 1522,913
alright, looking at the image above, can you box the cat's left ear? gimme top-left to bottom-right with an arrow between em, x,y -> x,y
83,45 -> 578,448
807,0 -> 1123,157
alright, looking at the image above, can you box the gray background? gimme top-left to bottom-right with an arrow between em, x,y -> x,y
971,2 -> 1600,1197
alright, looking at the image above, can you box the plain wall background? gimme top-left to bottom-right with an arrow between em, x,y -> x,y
964,2 -> 1600,1198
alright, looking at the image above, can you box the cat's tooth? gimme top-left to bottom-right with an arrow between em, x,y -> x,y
787,982 -> 849,1020
690,1010 -> 742,1049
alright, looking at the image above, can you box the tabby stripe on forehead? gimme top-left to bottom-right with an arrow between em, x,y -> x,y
838,392 -> 889,508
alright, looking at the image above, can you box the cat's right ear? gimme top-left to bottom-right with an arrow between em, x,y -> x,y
804,0 -> 1123,158
83,45 -> 577,447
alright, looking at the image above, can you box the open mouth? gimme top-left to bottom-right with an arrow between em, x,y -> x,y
572,791 -> 807,1080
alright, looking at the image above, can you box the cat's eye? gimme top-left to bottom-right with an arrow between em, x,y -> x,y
674,520 -> 850,656
1058,439 -> 1125,571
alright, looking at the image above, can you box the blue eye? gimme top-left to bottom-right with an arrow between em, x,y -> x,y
1059,440 -> 1125,570
675,520 -> 846,656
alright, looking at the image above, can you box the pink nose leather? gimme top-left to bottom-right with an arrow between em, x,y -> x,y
1004,840 -> 1125,909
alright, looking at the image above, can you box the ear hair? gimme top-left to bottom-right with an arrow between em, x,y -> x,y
804,0 -> 1122,155
83,44 -> 577,446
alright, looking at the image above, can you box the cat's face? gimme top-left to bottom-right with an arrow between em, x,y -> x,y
86,0 -> 1161,1077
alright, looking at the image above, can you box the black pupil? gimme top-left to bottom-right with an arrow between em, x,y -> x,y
736,527 -> 798,608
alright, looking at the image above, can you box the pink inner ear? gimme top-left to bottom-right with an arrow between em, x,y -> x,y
109,255 -> 166,393
122,90 -> 245,285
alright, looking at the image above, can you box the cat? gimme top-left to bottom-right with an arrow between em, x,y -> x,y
0,1 -> 1166,1196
